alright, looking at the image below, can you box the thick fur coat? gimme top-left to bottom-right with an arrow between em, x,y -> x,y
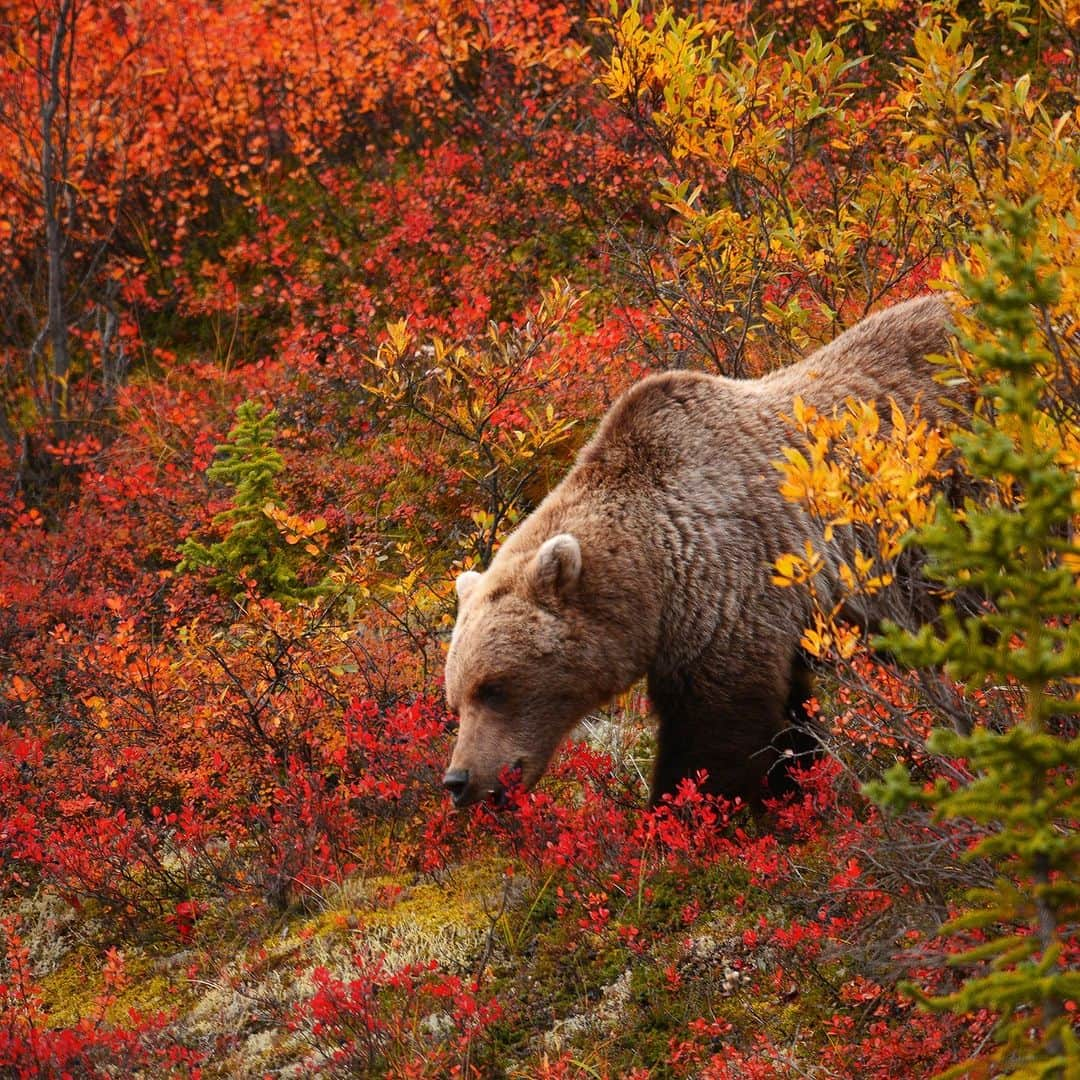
443,296 -> 954,808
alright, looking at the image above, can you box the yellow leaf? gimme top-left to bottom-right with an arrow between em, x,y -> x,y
386,318 -> 411,356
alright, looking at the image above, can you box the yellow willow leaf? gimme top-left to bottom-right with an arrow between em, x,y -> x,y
800,624 -> 829,658
813,431 -> 840,465
854,399 -> 880,433
890,399 -> 908,439
863,573 -> 895,592
778,480 -> 809,502
838,562 -> 856,590
802,539 -> 825,570
385,318 -> 411,356
834,623 -> 861,659
780,443 -> 810,469
772,553 -> 806,586
853,548 -> 877,578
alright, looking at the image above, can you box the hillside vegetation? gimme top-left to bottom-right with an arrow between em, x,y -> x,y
0,0 -> 1077,1076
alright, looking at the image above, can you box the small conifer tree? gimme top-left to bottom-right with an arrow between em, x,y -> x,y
178,400 -> 327,602
869,200 -> 1080,1077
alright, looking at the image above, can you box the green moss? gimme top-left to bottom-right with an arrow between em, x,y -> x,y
37,945 -> 196,1029
107,964 -> 185,1024
36,952 -> 101,1027
353,861 -> 506,933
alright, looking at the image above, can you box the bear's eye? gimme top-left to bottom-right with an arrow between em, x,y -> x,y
473,680 -> 507,709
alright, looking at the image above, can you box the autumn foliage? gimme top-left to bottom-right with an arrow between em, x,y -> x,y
0,0 -> 1077,1075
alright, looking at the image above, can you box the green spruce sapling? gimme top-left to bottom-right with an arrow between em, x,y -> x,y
869,200 -> 1080,1077
178,400 -> 328,602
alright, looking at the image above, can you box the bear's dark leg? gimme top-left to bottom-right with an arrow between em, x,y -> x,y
762,654 -> 821,800
647,651 -> 800,810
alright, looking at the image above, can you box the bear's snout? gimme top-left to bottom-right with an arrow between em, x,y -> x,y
443,758 -> 528,808
442,768 -> 473,808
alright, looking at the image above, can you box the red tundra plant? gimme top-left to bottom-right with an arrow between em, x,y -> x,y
435,738 -> 996,1074
0,917 -> 203,1078
1,589 -> 458,921
290,955 -> 503,1077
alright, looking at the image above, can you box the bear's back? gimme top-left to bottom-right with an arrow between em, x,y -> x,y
577,294 -> 953,488
755,294 -> 953,422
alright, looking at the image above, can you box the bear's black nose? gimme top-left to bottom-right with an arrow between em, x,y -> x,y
442,768 -> 471,807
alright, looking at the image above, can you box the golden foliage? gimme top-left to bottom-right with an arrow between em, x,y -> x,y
772,396 -> 952,657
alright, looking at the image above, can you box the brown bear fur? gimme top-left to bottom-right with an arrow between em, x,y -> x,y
443,295 -> 955,809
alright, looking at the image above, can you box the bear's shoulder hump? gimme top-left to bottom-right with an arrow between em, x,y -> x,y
603,370 -> 724,429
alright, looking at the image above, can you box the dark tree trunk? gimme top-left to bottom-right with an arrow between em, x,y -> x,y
40,0 -> 76,433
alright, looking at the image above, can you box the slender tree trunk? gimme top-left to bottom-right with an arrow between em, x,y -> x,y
40,0 -> 76,430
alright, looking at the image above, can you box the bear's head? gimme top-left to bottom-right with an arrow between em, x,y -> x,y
442,532 -> 630,808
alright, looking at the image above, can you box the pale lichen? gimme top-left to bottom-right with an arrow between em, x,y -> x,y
175,857 -> 512,1076
542,968 -> 634,1053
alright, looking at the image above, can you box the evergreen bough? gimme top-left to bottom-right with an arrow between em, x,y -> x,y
178,400 -> 327,602
868,200 -> 1080,1078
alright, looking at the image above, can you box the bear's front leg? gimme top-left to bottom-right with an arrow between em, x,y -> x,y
647,648 -> 803,810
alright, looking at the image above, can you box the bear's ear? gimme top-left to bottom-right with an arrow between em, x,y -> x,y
455,570 -> 483,605
532,533 -> 582,603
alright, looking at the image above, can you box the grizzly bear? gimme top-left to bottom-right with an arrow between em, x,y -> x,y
442,296 -> 955,809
